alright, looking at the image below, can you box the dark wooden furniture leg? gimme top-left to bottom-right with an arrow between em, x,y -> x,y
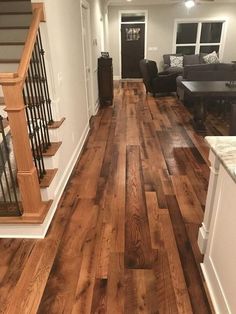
229,103 -> 236,135
193,97 -> 206,131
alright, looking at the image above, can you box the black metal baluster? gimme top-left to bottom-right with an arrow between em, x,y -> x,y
23,87 -> 39,177
0,141 -> 13,202
0,176 -> 7,203
0,116 -> 21,216
1,120 -> 19,207
35,35 -> 50,126
27,69 -> 46,179
24,77 -> 43,177
28,64 -> 46,164
37,29 -> 54,124
33,45 -> 51,148
30,52 -> 48,152
0,147 -> 7,202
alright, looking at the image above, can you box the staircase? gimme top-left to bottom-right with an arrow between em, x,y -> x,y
0,0 -> 32,73
0,1 -> 66,235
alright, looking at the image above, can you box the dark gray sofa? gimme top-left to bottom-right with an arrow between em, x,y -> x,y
163,53 -> 207,74
177,63 -> 236,101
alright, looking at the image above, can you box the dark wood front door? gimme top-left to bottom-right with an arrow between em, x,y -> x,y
121,23 -> 145,79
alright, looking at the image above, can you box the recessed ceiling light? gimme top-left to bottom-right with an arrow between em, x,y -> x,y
126,0 -> 133,2
185,0 -> 195,8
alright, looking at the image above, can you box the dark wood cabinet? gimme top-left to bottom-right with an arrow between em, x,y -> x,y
98,57 -> 113,106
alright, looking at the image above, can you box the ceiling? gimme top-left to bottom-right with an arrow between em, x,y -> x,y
107,0 -> 236,6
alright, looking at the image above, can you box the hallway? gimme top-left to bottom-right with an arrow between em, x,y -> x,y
0,82 -> 213,313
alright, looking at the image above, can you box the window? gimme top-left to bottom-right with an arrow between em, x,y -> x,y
174,21 -> 225,56
121,14 -> 145,23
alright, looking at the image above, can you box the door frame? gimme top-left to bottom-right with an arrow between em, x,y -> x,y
81,0 -> 95,118
119,10 -> 148,79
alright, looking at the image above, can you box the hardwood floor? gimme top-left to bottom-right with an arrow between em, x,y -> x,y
0,81 -> 219,313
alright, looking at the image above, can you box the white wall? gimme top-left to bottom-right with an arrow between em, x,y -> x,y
108,3 -> 236,77
87,0 -> 106,112
40,0 -> 89,168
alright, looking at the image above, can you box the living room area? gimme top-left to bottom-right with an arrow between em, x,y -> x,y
1,0 -> 236,313
108,0 -> 236,136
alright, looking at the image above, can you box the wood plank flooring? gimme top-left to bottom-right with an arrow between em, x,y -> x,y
0,81 -> 219,313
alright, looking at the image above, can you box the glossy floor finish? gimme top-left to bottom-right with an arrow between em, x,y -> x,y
0,82 -> 216,313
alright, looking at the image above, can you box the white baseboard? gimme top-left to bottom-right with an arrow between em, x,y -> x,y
120,78 -> 143,82
0,122 -> 90,239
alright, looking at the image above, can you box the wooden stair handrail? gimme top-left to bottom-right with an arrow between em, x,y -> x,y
18,7 -> 42,84
0,5 -> 44,85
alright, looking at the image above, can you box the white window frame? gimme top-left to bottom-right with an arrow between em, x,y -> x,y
172,18 -> 227,60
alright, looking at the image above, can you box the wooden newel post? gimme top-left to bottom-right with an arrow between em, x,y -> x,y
2,80 -> 44,216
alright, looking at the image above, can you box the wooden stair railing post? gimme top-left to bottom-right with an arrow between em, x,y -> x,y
2,81 -> 44,216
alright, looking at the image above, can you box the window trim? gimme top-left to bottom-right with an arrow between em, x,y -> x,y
172,18 -> 227,59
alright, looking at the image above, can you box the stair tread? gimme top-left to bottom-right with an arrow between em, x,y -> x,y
0,26 -> 29,30
0,1 -> 32,14
0,59 -> 20,63
0,12 -> 32,15
0,0 -> 31,2
40,168 -> 58,188
0,29 -> 28,43
0,200 -> 52,224
42,142 -> 62,157
48,118 -> 66,129
0,15 -> 32,29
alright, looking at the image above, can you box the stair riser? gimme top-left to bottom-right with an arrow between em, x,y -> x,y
48,129 -> 60,142
0,45 -> 23,60
0,2 -> 32,13
43,154 -> 59,169
0,14 -> 31,28
0,63 -> 18,73
40,174 -> 59,201
0,29 -> 28,42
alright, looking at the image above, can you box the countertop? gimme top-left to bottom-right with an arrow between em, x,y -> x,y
205,136 -> 236,183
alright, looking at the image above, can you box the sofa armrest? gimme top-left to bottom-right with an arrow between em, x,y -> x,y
159,71 -> 180,79
152,74 -> 177,92
176,75 -> 184,87
163,64 -> 169,71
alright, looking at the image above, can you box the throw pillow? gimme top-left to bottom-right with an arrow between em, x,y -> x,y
170,56 -> 183,68
203,51 -> 220,64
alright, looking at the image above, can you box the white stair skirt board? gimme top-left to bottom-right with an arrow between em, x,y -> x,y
201,263 -> 231,314
43,153 -> 58,170
48,128 -> 60,142
197,224 -> 208,254
40,171 -> 58,201
0,123 -> 90,238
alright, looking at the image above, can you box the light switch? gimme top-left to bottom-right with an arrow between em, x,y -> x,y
148,47 -> 158,51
